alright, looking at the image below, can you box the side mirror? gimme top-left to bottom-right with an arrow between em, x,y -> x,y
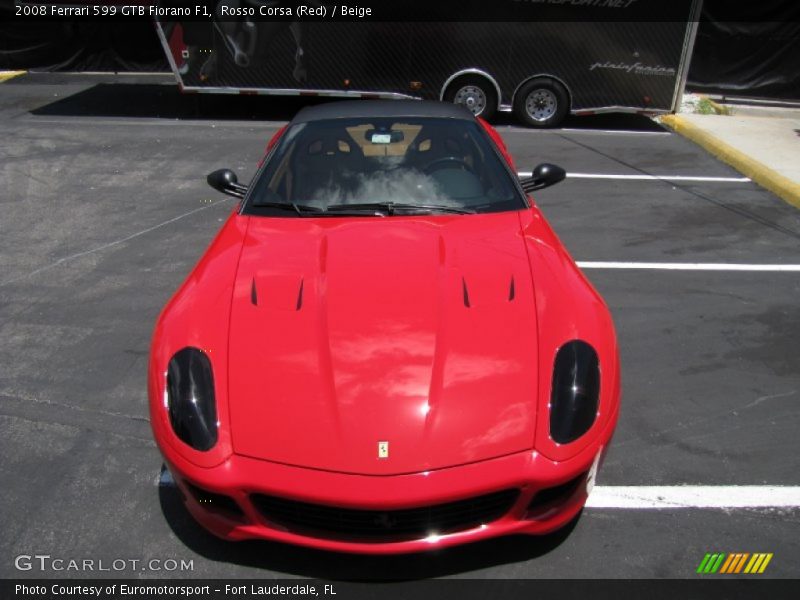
519,163 -> 567,193
207,168 -> 248,199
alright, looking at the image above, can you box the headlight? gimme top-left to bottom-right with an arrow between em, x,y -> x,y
549,340 -> 599,444
166,347 -> 218,451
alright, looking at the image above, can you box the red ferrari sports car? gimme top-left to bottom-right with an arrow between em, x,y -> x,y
149,100 -> 620,554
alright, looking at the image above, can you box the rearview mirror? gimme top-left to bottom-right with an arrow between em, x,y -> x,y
207,168 -> 248,199
519,163 -> 567,193
366,129 -> 404,144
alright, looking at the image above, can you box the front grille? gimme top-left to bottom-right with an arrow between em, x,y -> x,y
186,483 -> 245,520
251,489 -> 519,542
526,471 -> 587,515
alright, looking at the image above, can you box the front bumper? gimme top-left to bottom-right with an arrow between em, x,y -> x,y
160,408 -> 616,555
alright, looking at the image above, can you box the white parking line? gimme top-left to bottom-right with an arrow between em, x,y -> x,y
577,262 -> 800,272
501,127 -> 671,136
569,173 -> 750,182
560,128 -> 672,136
588,486 -> 800,509
517,171 -> 750,183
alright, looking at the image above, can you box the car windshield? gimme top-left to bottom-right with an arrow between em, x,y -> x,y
245,117 -> 524,216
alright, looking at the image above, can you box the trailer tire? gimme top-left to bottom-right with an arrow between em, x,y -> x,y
514,78 -> 569,128
443,75 -> 498,121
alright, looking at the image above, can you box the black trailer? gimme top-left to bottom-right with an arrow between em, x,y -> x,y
155,1 -> 702,127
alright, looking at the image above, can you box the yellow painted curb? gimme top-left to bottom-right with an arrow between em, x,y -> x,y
0,70 -> 26,83
705,97 -> 733,116
661,114 -> 800,210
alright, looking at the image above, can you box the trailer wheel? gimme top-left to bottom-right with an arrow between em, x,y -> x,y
514,78 -> 569,128
444,75 -> 498,121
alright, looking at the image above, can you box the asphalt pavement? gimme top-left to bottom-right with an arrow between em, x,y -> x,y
1,73 -> 799,580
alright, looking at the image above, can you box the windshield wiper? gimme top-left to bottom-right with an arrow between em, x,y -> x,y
252,201 -> 386,218
251,201 -> 324,217
326,202 -> 475,215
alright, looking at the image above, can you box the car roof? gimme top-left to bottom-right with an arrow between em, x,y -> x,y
291,100 -> 475,124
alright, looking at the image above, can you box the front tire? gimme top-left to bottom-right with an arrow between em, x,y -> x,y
514,78 -> 569,128
444,75 -> 498,121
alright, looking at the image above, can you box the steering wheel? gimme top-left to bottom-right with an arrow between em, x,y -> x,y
422,156 -> 473,174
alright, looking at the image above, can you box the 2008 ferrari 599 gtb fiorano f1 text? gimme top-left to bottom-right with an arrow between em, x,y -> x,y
148,100 -> 620,554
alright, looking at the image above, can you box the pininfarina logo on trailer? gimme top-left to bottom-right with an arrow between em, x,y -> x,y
590,61 -> 676,76
696,552 -> 773,574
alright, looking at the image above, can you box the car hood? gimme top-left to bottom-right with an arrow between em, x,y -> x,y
227,212 -> 539,475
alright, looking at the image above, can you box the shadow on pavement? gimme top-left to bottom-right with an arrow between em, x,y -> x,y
30,83 -> 327,121
158,478 -> 579,580
30,82 -> 667,132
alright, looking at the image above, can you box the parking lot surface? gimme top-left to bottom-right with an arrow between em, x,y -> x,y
1,74 -> 798,579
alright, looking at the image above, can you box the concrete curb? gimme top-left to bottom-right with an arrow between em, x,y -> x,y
660,114 -> 800,210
